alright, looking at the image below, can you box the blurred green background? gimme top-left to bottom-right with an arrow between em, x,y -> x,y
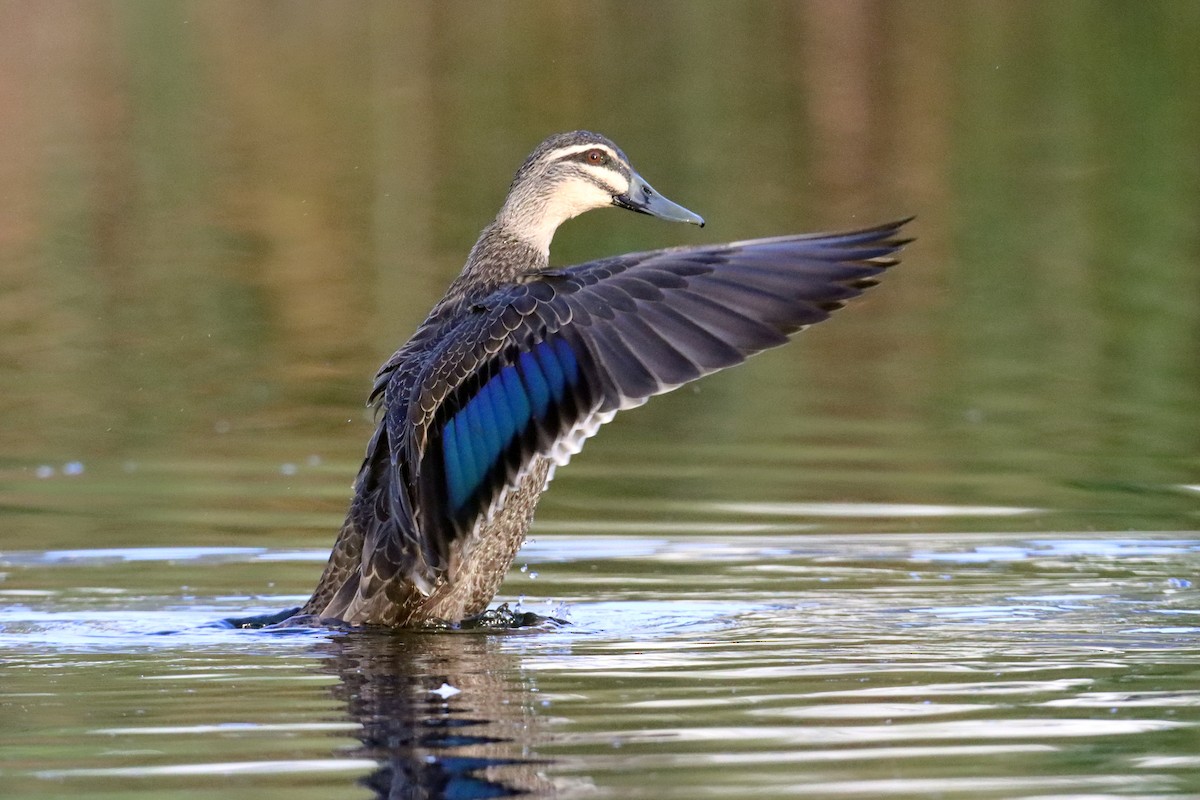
1,1 -> 1197,560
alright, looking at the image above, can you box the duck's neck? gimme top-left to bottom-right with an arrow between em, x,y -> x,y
439,219 -> 550,310
493,193 -> 563,259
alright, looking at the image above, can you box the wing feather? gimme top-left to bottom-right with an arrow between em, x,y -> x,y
353,218 -> 911,593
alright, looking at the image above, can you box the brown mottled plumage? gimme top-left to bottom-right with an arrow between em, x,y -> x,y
289,131 -> 911,627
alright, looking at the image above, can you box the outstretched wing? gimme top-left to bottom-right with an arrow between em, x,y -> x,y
364,218 -> 912,593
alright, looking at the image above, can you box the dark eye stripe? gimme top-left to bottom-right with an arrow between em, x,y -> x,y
560,150 -> 601,164
556,150 -> 630,179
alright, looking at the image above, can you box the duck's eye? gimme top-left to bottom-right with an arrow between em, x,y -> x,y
585,149 -> 608,165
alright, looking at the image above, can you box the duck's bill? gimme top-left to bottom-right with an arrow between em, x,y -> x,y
613,173 -> 705,227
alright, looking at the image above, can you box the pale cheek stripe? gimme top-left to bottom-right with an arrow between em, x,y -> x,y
572,165 -> 625,196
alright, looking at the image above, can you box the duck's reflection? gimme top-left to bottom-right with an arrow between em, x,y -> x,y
313,629 -> 555,799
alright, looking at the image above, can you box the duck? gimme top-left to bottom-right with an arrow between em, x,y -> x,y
291,130 -> 911,627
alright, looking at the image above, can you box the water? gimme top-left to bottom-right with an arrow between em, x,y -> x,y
2,2 -> 1199,798
3,531 -> 1199,798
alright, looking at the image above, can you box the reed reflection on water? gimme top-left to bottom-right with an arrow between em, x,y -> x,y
2,2 -> 1196,521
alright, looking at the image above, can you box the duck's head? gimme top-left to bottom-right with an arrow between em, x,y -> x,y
497,130 -> 705,255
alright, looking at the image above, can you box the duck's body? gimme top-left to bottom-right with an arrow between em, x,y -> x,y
293,131 -> 910,627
